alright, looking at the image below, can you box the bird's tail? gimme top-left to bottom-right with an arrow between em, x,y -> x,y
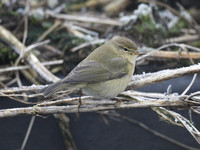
38,81 -> 67,97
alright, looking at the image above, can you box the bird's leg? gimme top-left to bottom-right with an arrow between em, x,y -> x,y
78,89 -> 82,109
112,97 -> 124,107
76,89 -> 82,119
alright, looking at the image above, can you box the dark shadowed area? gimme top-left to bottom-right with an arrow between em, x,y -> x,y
1,0 -> 200,150
0,73 -> 200,150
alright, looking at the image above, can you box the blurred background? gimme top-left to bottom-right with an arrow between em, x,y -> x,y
0,0 -> 200,149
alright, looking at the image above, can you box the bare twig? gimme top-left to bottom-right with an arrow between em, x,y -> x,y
54,114 -> 78,150
71,24 -> 99,37
145,51 -> 200,60
5,78 -> 17,87
20,0 -> 30,59
20,116 -> 35,150
152,107 -> 200,144
62,22 -> 86,38
46,10 -> 122,26
69,0 -> 110,10
180,45 -> 197,96
158,43 -> 200,52
25,40 -> 50,52
0,91 -> 197,118
106,112 -> 200,150
37,20 -> 61,42
0,25 -> 59,82
186,91 -> 200,102
70,39 -> 106,52
124,90 -> 200,144
137,43 -> 200,64
0,60 -> 63,73
181,72 -> 197,98
129,63 -> 200,89
165,34 -> 199,43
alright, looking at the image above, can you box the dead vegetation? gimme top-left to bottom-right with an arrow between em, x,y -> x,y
1,0 -> 200,149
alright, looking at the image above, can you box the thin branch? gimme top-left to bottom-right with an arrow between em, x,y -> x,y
148,51 -> 200,60
5,78 -> 17,87
181,45 -> 197,96
165,34 -> 199,43
71,24 -> 99,37
25,40 -> 50,52
37,20 -> 61,42
0,60 -> 63,73
129,63 -> 200,89
137,43 -> 200,64
54,114 -> 78,150
0,92 -> 196,118
20,116 -> 35,150
0,84 -> 47,94
70,39 -> 106,52
63,22 -> 85,38
106,112 -> 200,150
46,10 -> 122,26
0,25 -> 59,82
21,0 -> 30,59
152,107 -> 200,144
157,43 -> 200,52
186,91 -> 200,102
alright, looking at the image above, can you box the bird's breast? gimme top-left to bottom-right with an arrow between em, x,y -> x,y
82,72 -> 133,99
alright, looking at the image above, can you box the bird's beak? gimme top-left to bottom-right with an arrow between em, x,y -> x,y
135,50 -> 143,55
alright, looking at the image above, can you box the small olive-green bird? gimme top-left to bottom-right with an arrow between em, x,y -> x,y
40,36 -> 140,98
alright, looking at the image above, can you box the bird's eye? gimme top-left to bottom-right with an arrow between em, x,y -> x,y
123,48 -> 129,52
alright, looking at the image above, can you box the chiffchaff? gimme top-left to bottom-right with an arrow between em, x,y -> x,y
40,36 -> 140,99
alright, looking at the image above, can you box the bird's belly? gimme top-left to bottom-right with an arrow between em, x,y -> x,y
82,75 -> 131,99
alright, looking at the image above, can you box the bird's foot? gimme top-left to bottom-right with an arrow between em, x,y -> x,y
112,97 -> 124,107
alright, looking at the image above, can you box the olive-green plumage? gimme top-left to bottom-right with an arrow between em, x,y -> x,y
40,36 -> 140,98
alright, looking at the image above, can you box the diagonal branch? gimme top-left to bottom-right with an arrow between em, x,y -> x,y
0,25 -> 59,82
129,63 -> 200,89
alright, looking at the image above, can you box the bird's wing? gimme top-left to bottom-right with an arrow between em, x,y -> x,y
63,57 -> 128,84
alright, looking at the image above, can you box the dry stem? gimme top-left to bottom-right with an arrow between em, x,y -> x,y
46,10 -> 122,26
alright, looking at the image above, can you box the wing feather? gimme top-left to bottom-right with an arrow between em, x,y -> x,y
63,57 -> 128,84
